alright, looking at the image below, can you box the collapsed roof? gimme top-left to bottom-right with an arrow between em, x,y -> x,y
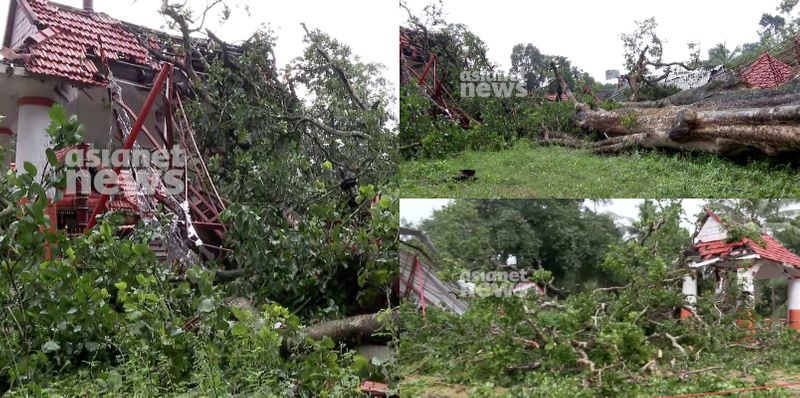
2,0 -> 240,87
692,210 -> 800,270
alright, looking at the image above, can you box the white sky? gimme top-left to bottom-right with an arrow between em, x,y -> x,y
1,0 -> 397,91
400,198 -> 706,232
401,0 -> 780,82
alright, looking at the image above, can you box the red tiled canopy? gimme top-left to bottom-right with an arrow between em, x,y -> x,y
13,0 -> 157,85
695,234 -> 800,269
740,51 -> 794,89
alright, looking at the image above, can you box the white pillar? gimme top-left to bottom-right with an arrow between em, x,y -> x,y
736,265 -> 760,309
681,273 -> 697,318
15,96 -> 55,181
789,278 -> 800,330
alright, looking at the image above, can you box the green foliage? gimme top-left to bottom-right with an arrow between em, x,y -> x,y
401,89 -> 583,160
45,104 -> 85,150
1,21 -> 397,395
399,86 -> 505,159
637,82 -> 681,102
725,221 -> 767,247
221,185 -> 398,319
416,200 -> 621,291
400,210 -> 800,396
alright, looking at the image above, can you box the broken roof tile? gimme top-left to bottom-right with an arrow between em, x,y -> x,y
15,0 -> 157,86
695,234 -> 800,269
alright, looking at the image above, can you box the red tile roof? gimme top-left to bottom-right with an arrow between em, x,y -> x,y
695,234 -> 800,269
14,0 -> 156,85
741,51 -> 794,89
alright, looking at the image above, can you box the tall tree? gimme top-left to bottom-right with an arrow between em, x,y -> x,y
510,43 -> 551,91
418,200 -> 621,291
759,0 -> 799,42
619,17 -> 697,101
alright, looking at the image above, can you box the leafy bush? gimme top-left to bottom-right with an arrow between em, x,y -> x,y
400,234 -> 800,396
400,87 -> 583,159
0,104 -> 384,396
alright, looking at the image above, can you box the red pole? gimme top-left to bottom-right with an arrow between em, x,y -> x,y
417,54 -> 437,85
84,63 -> 173,233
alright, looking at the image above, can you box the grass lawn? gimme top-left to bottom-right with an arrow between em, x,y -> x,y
399,142 -> 800,198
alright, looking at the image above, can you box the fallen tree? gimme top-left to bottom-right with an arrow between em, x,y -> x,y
542,72 -> 800,156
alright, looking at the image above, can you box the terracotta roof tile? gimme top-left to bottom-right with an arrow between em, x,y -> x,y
741,52 -> 794,89
695,234 -> 800,268
16,0 -> 157,86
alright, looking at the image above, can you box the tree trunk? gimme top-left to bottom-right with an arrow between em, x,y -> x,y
285,310 -> 399,348
305,313 -> 386,342
566,79 -> 800,156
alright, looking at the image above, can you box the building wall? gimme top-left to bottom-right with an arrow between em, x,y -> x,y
696,216 -> 727,243
9,3 -> 37,51
0,72 -> 165,168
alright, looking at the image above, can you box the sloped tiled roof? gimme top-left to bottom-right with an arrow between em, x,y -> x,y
695,235 -> 800,269
13,0 -> 157,85
741,51 -> 794,89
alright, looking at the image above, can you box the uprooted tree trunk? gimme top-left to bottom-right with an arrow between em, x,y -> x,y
304,312 -> 392,343
222,297 -> 398,348
547,77 -> 800,156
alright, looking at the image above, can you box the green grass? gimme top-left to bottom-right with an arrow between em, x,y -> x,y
399,142 -> 800,198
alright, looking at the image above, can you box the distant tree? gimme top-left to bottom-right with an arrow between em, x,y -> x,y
706,42 -> 741,66
419,200 -> 496,271
706,199 -> 800,235
510,43 -> 551,91
419,200 -> 622,291
619,17 -> 697,101
758,0 -> 799,43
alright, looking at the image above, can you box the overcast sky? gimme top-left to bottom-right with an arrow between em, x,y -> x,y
1,0 -> 397,91
401,0 -> 781,82
400,199 -> 707,232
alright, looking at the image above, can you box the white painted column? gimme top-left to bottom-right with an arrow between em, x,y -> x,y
789,277 -> 800,330
736,264 -> 760,309
15,96 -> 55,181
681,272 -> 698,319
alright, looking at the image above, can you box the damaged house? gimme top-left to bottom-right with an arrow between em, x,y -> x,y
681,210 -> 800,330
1,0 -> 227,261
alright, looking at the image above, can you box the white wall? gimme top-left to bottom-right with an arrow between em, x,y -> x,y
696,216 -> 728,243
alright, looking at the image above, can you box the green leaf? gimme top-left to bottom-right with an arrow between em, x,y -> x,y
352,355 -> 369,370
46,148 -> 58,166
198,298 -> 216,313
115,281 -> 128,291
322,160 -> 333,170
48,103 -> 68,125
231,323 -> 249,336
42,340 -> 61,353
85,341 -> 100,352
23,161 -> 37,176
